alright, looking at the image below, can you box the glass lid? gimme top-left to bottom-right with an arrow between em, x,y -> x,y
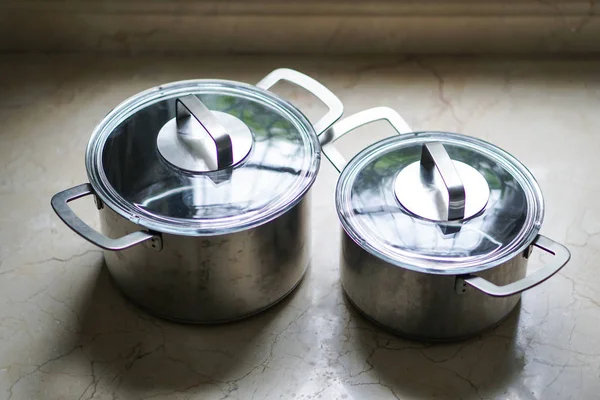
86,79 -> 320,236
336,132 -> 544,274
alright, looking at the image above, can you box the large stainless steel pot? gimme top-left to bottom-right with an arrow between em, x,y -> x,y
320,107 -> 570,340
51,69 -> 343,323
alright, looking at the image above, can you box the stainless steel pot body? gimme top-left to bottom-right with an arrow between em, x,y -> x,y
340,231 -> 525,340
99,195 -> 310,323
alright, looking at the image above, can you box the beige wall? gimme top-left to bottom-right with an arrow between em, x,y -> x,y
1,1 -> 599,53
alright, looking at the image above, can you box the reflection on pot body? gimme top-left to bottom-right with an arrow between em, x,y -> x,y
341,231 -> 526,340
100,195 -> 310,323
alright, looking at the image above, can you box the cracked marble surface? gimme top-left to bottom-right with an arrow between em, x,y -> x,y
1,54 -> 600,399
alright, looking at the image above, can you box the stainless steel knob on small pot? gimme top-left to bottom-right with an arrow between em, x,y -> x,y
393,142 -> 490,222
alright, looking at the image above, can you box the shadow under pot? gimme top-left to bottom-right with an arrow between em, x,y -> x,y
51,68 -> 344,323
320,107 -> 570,341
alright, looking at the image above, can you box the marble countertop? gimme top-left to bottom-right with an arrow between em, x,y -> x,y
1,55 -> 599,400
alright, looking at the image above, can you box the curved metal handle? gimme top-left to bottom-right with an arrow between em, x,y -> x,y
461,235 -> 571,297
176,95 -> 233,170
256,68 -> 343,135
51,184 -> 160,251
421,142 -> 466,221
319,107 -> 412,173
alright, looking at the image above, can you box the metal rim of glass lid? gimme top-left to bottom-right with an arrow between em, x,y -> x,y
336,131 -> 544,274
86,79 -> 320,236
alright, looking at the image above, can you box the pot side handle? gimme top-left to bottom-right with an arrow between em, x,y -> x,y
460,235 -> 571,297
256,68 -> 343,136
319,107 -> 412,173
51,183 -> 160,251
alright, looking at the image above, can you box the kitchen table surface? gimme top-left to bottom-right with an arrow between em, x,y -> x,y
0,55 -> 599,400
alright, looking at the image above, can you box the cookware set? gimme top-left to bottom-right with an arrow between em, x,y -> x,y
52,68 -> 570,340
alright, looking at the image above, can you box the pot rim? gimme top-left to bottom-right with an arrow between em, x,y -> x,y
85,79 -> 321,236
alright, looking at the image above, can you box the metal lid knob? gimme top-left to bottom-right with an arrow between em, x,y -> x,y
157,95 -> 253,173
394,142 -> 490,222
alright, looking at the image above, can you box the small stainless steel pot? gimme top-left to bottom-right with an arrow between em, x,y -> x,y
320,107 -> 570,340
52,69 -> 343,323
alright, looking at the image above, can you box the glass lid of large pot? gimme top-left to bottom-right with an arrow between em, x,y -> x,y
86,69 -> 343,235
323,107 -> 544,275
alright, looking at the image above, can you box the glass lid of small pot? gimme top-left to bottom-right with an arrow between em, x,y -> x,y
86,80 -> 320,235
336,132 -> 545,274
